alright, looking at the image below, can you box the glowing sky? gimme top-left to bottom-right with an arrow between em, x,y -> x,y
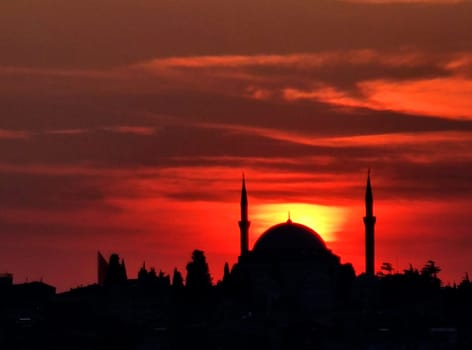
1,0 -> 472,291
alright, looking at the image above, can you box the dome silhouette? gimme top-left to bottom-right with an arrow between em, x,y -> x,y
252,220 -> 327,257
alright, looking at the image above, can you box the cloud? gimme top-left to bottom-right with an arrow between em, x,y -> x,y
101,126 -> 157,135
1,1 -> 472,69
285,77 -> 472,120
0,172 -> 111,211
0,45 -> 471,216
4,49 -> 470,123
0,129 -> 30,139
137,51 -> 472,120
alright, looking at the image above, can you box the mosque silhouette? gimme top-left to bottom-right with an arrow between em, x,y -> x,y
224,173 -> 375,312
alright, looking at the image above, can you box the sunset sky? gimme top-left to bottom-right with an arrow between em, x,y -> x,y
1,0 -> 472,291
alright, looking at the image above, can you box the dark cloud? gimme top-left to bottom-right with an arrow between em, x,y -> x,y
0,220 -> 142,239
242,57 -> 451,92
0,172 -> 117,211
1,112 -> 471,168
2,87 -> 472,133
0,1 -> 471,68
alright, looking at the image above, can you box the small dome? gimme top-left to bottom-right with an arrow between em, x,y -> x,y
252,221 -> 327,257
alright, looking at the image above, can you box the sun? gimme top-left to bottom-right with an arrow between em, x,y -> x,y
251,202 -> 349,242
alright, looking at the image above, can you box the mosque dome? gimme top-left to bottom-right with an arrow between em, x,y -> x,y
252,220 -> 328,257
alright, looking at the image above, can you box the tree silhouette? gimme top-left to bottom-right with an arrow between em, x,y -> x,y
138,262 -> 148,281
158,270 -> 171,287
223,262 -> 231,284
186,250 -> 212,292
120,259 -> 128,280
380,262 -> 394,275
172,268 -> 184,289
138,263 -> 162,285
421,260 -> 440,279
403,264 -> 420,280
421,260 -> 441,288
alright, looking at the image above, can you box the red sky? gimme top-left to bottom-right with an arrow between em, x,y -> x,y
1,0 -> 472,291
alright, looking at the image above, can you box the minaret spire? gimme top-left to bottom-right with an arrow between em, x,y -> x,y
365,168 -> 373,217
239,174 -> 250,256
363,169 -> 376,276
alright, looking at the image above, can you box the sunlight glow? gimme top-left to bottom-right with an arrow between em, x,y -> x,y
252,203 -> 349,243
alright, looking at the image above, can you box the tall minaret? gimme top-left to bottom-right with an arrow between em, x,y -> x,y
363,169 -> 376,276
238,174 -> 250,256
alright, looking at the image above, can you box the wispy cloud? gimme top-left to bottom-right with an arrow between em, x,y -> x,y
1,48 -> 470,122
284,76 -> 472,120
102,126 -> 157,135
134,51 -> 472,120
0,129 -> 30,139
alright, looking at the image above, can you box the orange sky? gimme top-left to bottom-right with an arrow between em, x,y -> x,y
0,0 -> 471,291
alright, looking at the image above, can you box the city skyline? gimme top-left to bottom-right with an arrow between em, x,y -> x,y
0,0 -> 472,291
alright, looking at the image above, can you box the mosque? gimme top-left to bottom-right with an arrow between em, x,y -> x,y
229,173 -> 376,311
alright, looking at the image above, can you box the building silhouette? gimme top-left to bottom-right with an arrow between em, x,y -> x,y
97,251 -> 108,286
364,169 -> 376,276
96,252 -> 127,286
227,174 -> 374,312
238,174 -> 250,257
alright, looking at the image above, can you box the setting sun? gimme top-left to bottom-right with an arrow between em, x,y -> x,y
252,203 -> 350,243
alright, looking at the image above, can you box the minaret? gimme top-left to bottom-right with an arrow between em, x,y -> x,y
363,169 -> 376,276
238,174 -> 250,256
